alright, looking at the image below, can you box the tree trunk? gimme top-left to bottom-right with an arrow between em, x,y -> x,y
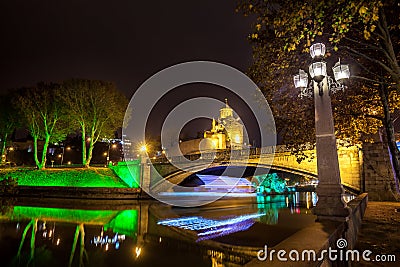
81,128 -> 87,167
85,137 -> 94,168
0,133 -> 7,164
379,84 -> 400,195
84,123 -> 96,168
39,134 -> 51,170
33,135 -> 41,169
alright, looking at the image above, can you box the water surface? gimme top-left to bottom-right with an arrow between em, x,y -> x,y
0,192 -> 320,267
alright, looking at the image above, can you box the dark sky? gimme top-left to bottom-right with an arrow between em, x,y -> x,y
0,0 -> 260,142
0,0 -> 254,95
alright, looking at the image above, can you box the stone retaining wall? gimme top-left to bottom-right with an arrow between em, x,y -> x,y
362,142 -> 396,201
4,186 -> 144,200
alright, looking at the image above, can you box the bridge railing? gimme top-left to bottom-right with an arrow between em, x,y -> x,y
150,146 -> 286,164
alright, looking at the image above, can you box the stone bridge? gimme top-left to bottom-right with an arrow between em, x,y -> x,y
149,145 -> 363,193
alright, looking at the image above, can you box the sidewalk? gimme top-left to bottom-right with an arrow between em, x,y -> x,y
353,201 -> 400,266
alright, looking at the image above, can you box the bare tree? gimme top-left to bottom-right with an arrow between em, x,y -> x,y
62,79 -> 127,167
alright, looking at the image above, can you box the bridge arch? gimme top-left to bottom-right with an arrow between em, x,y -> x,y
150,145 -> 362,193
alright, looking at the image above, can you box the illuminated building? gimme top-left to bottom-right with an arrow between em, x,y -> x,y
122,134 -> 133,160
180,99 -> 244,155
204,99 -> 244,149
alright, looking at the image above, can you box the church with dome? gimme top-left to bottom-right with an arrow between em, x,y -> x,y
179,99 -> 245,155
203,99 -> 244,150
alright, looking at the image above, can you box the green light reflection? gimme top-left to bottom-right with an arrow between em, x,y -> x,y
9,206 -> 138,237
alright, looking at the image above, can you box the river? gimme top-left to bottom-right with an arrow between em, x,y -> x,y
0,191 -> 354,267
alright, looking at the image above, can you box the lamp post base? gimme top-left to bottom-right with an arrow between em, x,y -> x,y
313,184 -> 351,221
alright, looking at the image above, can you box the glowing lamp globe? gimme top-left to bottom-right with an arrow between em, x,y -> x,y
293,69 -> 308,88
310,43 -> 326,59
309,61 -> 327,83
332,61 -> 350,82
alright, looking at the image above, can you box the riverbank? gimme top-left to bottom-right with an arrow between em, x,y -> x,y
0,167 -> 146,199
0,167 -> 129,187
354,201 -> 400,266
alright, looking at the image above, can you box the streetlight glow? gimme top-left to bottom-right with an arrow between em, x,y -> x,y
294,69 -> 308,88
310,42 -> 326,59
309,61 -> 327,82
139,145 -> 147,152
332,59 -> 350,82
294,43 -> 350,97
135,246 -> 142,258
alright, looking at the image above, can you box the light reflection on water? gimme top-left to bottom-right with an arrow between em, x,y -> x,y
0,191 -> 354,267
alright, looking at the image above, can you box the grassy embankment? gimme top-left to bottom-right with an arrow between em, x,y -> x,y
0,162 -> 140,188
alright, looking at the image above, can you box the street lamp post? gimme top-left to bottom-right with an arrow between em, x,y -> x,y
6,147 -> 14,164
106,143 -> 111,166
106,143 -> 118,166
60,147 -> 65,166
59,146 -> 71,166
294,43 -> 351,221
139,144 -> 150,196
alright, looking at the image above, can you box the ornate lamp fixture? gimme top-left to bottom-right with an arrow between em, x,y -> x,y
294,43 -> 350,97
292,42 -> 352,221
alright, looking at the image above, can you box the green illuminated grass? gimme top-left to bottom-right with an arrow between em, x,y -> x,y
0,168 -> 130,188
109,160 -> 140,188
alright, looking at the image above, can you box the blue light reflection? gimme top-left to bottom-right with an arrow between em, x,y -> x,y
157,213 -> 265,242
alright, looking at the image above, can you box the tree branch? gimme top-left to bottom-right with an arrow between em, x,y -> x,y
351,75 -> 383,85
342,45 -> 396,76
343,36 -> 383,53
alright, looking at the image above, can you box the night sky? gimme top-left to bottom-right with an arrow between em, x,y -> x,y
0,0 -> 260,142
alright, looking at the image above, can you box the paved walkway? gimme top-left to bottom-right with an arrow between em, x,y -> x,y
353,201 -> 400,266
